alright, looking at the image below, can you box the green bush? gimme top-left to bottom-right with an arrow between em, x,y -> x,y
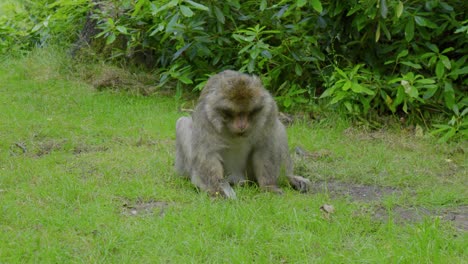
1,0 -> 467,140
0,0 -> 89,53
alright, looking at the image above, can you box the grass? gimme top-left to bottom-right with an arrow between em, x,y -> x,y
0,48 -> 467,263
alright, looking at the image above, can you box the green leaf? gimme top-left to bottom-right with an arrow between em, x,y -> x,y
401,80 -> 418,98
423,85 -> 438,99
185,0 -> 209,11
414,16 -> 426,26
132,0 -> 145,17
426,43 -> 439,53
297,0 -> 307,8
400,61 -> 422,69
179,5 -> 194,17
261,50 -> 272,59
153,0 -> 179,15
440,2 -> 454,11
31,23 -> 42,33
260,0 -> 267,11
173,43 -> 192,60
310,0 -> 323,13
375,23 -> 381,42
438,128 -> 456,143
320,86 -> 337,98
442,47 -> 454,54
283,97 -> 292,108
380,0 -> 388,18
380,22 -> 391,40
436,60 -> 445,79
414,16 -> 437,28
116,26 -> 128,34
396,1 -> 404,18
444,81 -> 455,110
397,49 -> 408,59
107,18 -> 115,27
461,107 -> 468,117
342,80 -> 352,91
415,78 -> 435,84
214,6 -> 225,24
350,64 -> 362,77
393,86 -> 405,108
440,55 -> 451,70
178,76 -> 193,85
330,91 -> 346,104
232,34 -> 256,42
405,18 -> 414,42
334,67 -> 348,79
295,64 -> 303,76
106,33 -> 116,45
344,101 -> 353,112
351,82 -> 375,95
448,66 -> 468,76
420,52 -> 436,59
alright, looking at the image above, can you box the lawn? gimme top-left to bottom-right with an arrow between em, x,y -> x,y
0,49 -> 466,263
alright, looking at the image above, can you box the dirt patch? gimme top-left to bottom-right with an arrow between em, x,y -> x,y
372,205 -> 468,231
10,139 -> 65,157
90,67 -> 158,96
73,143 -> 109,155
295,147 -> 333,160
36,140 -> 66,156
311,180 -> 401,202
311,181 -> 467,231
121,198 -> 169,217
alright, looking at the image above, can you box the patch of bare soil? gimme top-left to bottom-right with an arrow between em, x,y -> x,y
10,139 -> 110,157
73,143 -> 109,155
9,139 -> 66,157
90,67 -> 158,96
312,180 -> 467,231
121,198 -> 169,217
372,205 -> 468,231
311,180 -> 401,202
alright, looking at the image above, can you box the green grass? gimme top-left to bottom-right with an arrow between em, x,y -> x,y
0,48 -> 467,263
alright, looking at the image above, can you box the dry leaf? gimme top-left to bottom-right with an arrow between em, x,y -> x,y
320,204 -> 335,214
320,204 -> 335,220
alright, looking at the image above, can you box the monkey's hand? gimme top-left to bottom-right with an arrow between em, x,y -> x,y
288,175 -> 312,193
215,181 -> 237,199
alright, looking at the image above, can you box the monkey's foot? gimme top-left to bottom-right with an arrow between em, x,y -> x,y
288,175 -> 311,193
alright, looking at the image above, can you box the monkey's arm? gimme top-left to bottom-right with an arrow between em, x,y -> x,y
191,153 -> 237,199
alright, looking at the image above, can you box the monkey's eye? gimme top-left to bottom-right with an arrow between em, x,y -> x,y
249,106 -> 263,117
219,109 -> 234,119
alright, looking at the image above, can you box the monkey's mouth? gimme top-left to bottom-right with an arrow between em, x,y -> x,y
235,132 -> 247,137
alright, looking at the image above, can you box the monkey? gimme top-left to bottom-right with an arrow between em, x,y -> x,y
175,70 -> 311,199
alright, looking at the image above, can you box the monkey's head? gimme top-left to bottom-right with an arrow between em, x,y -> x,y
202,70 -> 276,138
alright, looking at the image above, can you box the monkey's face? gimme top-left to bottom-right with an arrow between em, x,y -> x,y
216,105 -> 264,137
203,71 -> 274,138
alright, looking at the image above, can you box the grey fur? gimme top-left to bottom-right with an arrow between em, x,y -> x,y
175,70 -> 311,198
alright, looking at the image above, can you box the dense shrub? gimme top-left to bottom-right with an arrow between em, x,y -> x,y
1,0 -> 467,140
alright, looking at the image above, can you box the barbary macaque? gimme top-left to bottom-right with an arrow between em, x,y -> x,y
175,70 -> 311,198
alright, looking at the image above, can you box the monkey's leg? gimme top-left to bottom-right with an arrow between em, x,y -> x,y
284,152 -> 311,193
251,151 -> 284,194
277,121 -> 312,193
175,117 -> 193,177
